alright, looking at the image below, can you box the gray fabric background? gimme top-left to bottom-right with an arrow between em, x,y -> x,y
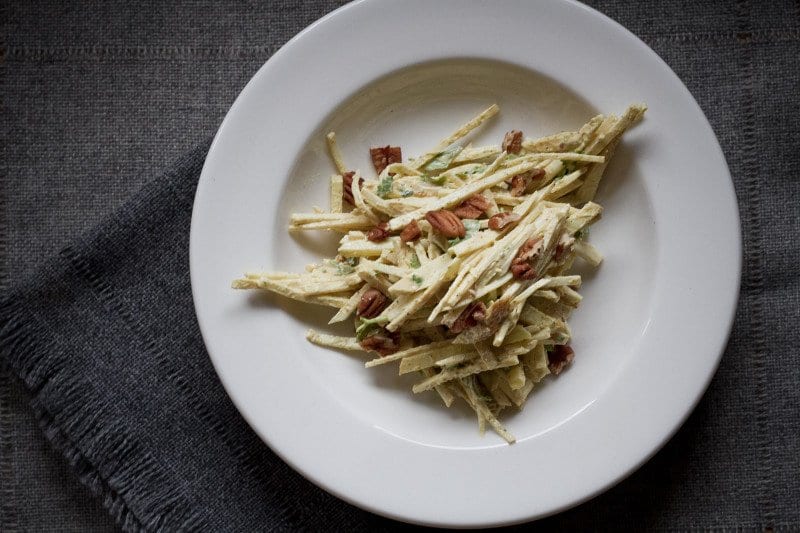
1,0 -> 799,531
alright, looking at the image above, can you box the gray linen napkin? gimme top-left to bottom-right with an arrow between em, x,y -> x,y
0,143 -> 391,531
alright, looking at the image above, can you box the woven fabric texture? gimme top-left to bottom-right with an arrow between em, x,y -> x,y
1,1 -> 798,531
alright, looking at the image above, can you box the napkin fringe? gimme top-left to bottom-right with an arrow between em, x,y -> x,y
0,295 -> 207,532
61,236 -> 275,479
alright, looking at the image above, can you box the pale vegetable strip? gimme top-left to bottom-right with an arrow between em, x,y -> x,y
351,173 -> 383,224
306,330 -> 362,351
325,132 -> 348,175
232,103 -> 646,443
410,104 -> 500,170
232,277 -> 350,307
329,175 -> 343,213
329,284 -> 370,324
453,145 -> 502,163
289,213 -> 374,232
509,152 -> 606,164
387,160 -> 542,232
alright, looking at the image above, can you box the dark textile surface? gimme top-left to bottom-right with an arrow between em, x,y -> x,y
1,1 -> 798,531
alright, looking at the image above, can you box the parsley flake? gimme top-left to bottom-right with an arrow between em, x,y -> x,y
324,259 -> 354,275
423,174 -> 447,186
423,145 -> 463,173
355,316 -> 389,341
463,219 -> 481,238
377,175 -> 394,198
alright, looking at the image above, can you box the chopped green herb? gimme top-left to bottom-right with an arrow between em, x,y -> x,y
409,253 -> 421,269
448,220 -> 480,248
358,316 -> 388,328
423,173 -> 447,186
355,316 -> 389,341
400,188 -> 414,197
463,219 -> 481,238
469,165 -> 487,174
345,257 -> 359,267
356,323 -> 379,341
377,175 -> 394,198
574,228 -> 589,240
411,274 -> 424,285
545,344 -> 555,353
324,259 -> 354,275
423,145 -> 463,173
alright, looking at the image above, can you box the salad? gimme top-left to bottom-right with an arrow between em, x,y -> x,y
233,103 -> 646,442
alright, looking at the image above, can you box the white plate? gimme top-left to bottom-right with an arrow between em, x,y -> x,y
190,0 -> 740,527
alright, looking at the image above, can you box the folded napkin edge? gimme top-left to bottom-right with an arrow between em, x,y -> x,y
0,266 -> 209,533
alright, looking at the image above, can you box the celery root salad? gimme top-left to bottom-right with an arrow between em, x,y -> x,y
233,103 -> 646,443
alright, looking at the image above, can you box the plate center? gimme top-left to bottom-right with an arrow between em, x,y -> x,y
270,59 -> 657,448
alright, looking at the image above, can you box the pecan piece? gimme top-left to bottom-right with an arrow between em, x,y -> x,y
357,287 -> 389,318
400,220 -> 422,243
510,237 -> 543,280
502,130 -> 524,154
508,168 -> 545,196
485,298 -> 511,329
471,304 -> 487,323
453,194 -> 490,219
449,301 -> 488,334
515,237 -> 543,263
510,262 -> 537,280
366,222 -> 390,242
359,330 -> 400,356
370,145 -> 402,175
547,345 -> 575,375
509,174 -> 527,197
424,210 -> 465,238
342,171 -> 364,205
488,211 -> 521,231
553,233 -> 576,262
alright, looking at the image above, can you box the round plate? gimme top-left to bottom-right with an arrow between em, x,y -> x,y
190,0 -> 740,527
